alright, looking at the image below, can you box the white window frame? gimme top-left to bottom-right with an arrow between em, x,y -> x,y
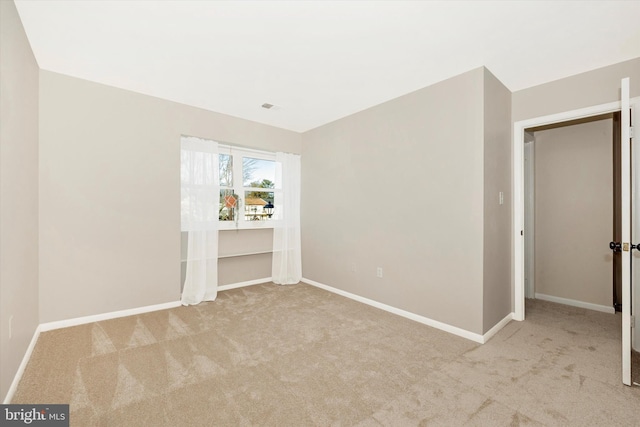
218,144 -> 281,230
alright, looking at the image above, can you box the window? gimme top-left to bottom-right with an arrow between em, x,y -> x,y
218,145 -> 280,229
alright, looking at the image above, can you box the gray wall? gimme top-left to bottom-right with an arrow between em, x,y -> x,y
533,119 -> 613,308
0,0 -> 40,399
482,69 -> 512,333
513,57 -> 640,122
39,71 -> 301,323
301,68 -> 487,334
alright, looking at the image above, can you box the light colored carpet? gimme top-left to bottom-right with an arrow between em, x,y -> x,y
11,283 -> 640,426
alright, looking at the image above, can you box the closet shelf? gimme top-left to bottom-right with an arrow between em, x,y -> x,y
180,250 -> 273,263
218,250 -> 273,259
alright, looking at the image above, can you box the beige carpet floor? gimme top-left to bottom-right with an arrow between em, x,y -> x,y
11,283 -> 640,426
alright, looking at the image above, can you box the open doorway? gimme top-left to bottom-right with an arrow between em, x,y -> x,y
523,113 -> 618,313
513,93 -> 640,387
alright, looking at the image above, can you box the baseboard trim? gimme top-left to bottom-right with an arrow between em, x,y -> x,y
39,300 -> 182,333
5,277 -> 273,403
6,277 -> 515,403
302,277 -> 486,344
534,293 -> 615,314
3,325 -> 42,404
218,277 -> 272,292
37,277 -> 273,332
483,312 -> 514,343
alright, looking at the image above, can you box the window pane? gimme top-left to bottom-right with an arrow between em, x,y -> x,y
244,191 -> 274,221
219,154 -> 233,187
219,189 -> 237,221
243,157 -> 276,188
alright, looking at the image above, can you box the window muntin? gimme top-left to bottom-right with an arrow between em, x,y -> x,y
219,154 -> 233,187
217,145 -> 280,229
219,189 -> 237,222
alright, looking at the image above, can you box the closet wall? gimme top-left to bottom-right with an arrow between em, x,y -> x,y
532,117 -> 613,309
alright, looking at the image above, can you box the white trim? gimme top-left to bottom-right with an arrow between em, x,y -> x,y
524,140 -> 535,299
218,221 -> 278,231
302,277 -> 486,344
621,78 -> 632,386
514,117 -> 525,321
535,293 -> 615,314
218,278 -> 272,291
39,300 -> 182,332
3,325 -> 42,404
483,312 -> 515,343
633,102 -> 640,354
513,97 -> 640,322
515,99 -> 626,130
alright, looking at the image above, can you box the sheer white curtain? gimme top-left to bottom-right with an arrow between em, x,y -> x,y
181,136 -> 219,305
272,152 -> 302,284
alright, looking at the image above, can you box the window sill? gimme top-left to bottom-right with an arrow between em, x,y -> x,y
218,220 -> 280,231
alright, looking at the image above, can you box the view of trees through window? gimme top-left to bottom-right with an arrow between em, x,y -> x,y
218,153 -> 277,222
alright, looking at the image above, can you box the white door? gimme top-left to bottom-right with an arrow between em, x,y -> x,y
620,77 -> 634,386
634,98 -> 640,385
630,82 -> 640,386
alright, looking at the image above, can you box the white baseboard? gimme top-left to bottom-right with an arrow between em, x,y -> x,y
6,300 -> 182,403
534,293 -> 615,314
218,277 -> 272,292
41,277 -> 273,332
5,278 -> 272,403
39,300 -> 182,332
302,277 -> 492,344
483,312 -> 515,343
3,325 -> 42,404
6,277 -> 515,403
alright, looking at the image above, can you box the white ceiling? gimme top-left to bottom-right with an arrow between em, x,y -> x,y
14,0 -> 640,132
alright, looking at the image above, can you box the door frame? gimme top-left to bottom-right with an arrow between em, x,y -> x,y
512,97 -> 640,322
523,137 -> 535,299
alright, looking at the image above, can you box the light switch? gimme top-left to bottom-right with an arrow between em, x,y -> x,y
499,191 -> 504,205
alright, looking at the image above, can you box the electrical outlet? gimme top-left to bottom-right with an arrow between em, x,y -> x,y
376,267 -> 383,278
350,262 -> 357,272
9,315 -> 13,340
